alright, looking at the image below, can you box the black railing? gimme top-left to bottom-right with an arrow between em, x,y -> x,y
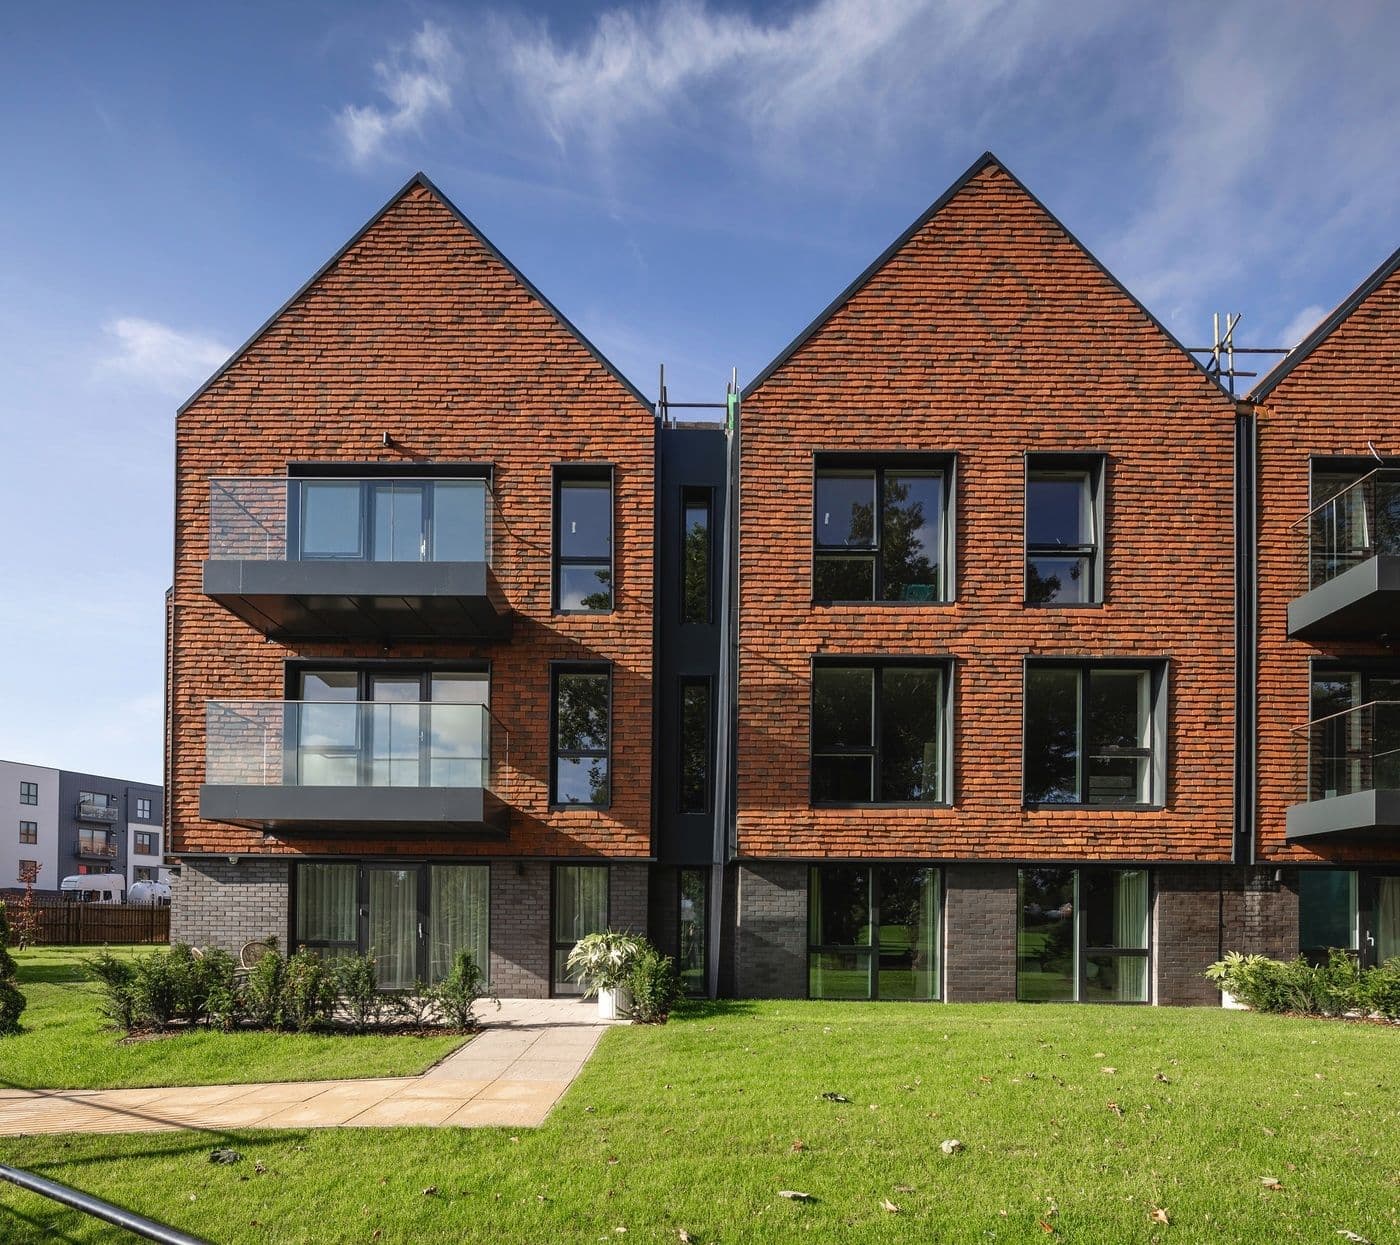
0,1164 -> 210,1244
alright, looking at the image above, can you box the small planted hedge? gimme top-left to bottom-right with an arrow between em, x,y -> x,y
1206,949 -> 1400,1019
86,943 -> 497,1036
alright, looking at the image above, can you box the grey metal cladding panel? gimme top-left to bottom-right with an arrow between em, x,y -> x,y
1285,789 -> 1400,841
200,784 -> 508,836
1287,556 -> 1400,638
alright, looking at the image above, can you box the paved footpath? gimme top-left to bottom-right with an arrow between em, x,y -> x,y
0,999 -> 616,1136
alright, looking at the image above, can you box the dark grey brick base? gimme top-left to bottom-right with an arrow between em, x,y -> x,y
943,863 -> 1019,1002
609,864 -> 649,935
489,861 -> 551,997
170,858 -> 289,954
1154,866 -> 1225,1006
733,861 -> 807,997
649,867 -> 680,960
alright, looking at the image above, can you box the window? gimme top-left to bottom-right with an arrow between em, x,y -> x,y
294,477 -> 488,563
1308,463 -> 1400,588
134,831 -> 158,856
1023,663 -> 1164,807
19,781 -> 37,805
1017,867 -> 1149,1003
79,791 -> 117,809
135,797 -> 152,820
552,666 -> 611,807
77,827 -> 113,857
1299,870 -> 1358,962
1026,456 -> 1103,604
1308,668 -> 1400,799
133,866 -> 159,883
811,662 -> 947,805
19,821 -> 37,844
808,865 -> 940,1000
678,869 -> 707,995
681,488 -> 712,624
18,860 -> 38,880
813,460 -> 947,602
679,678 -> 711,814
553,865 -> 609,994
554,469 -> 613,612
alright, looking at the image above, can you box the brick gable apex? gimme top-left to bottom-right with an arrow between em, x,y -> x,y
177,172 -> 651,416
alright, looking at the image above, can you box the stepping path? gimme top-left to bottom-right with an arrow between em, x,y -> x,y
0,999 -> 616,1136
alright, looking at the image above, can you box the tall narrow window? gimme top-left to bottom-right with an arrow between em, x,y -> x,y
678,869 -> 707,995
555,470 -> 613,612
808,865 -> 940,1000
19,821 -> 37,845
552,666 -> 611,807
681,488 -> 712,624
1017,867 -> 1149,1002
553,865 -> 609,994
811,662 -> 946,805
1026,457 -> 1103,604
679,678 -> 711,814
295,862 -> 359,959
135,797 -> 152,820
19,782 -> 37,805
1024,663 -> 1162,806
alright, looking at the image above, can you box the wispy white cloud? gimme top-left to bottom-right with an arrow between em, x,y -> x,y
100,317 -> 230,393
1277,303 -> 1327,348
336,21 -> 457,165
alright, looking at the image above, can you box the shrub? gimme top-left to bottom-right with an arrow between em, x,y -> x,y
281,950 -> 335,1032
203,949 -> 244,1032
86,948 -> 137,1031
245,947 -> 285,1029
393,982 -> 436,1028
1360,958 -> 1400,1019
566,931 -> 644,998
335,953 -> 383,1033
627,943 -> 682,1024
1206,948 -> 1366,1016
0,904 -> 25,1036
166,943 -> 211,1027
428,951 -> 499,1031
130,948 -> 185,1029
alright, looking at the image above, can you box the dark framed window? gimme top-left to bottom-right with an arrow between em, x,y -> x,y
553,864 -> 609,994
19,821 -> 37,845
1017,867 -> 1149,1003
1307,460 -> 1400,588
679,677 -> 712,814
78,791 -> 117,809
551,665 -> 611,808
1308,666 -> 1400,800
813,458 -> 949,603
1023,662 -> 1164,807
134,831 -> 158,856
554,468 -> 613,612
77,827 -> 112,856
808,865 -> 940,1000
18,859 -> 38,879
811,661 -> 948,805
135,797 -> 152,820
1026,455 -> 1104,605
19,782 -> 37,805
1299,869 -> 1358,963
291,476 -> 488,563
678,868 -> 707,995
133,866 -> 159,883
681,487 -> 712,624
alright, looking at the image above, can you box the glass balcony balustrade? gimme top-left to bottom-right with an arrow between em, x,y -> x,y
1287,700 -> 1400,840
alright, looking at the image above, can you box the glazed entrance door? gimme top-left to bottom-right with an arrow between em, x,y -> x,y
1366,873 -> 1400,967
366,866 -> 421,990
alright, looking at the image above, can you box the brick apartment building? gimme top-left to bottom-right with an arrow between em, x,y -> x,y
168,154 -> 1400,1003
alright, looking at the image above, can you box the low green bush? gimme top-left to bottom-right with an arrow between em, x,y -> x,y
1360,958 -> 1400,1019
335,953 -> 383,1033
1206,948 -> 1400,1018
427,950 -> 499,1031
281,949 -> 336,1032
627,942 -> 681,1024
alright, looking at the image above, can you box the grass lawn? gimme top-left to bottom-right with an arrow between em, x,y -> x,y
2,946 -> 466,1091
3,1000 -> 1398,1243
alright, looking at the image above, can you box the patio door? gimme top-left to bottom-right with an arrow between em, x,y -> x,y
1365,872 -> 1400,967
369,675 -> 424,787
365,866 -> 421,990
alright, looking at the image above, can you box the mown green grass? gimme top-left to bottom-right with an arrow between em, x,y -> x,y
2,998 -> 1397,1243
2,946 -> 465,1091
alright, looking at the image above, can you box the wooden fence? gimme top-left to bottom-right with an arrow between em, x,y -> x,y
8,899 -> 170,947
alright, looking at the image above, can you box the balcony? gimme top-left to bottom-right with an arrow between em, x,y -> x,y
1286,701 -> 1400,842
1288,469 -> 1400,639
74,835 -> 118,860
199,700 -> 509,836
75,800 -> 119,823
202,476 -> 511,641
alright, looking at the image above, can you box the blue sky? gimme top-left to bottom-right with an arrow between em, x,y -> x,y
1,0 -> 1398,783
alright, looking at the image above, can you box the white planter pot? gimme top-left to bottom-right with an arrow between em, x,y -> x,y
1221,989 -> 1249,1010
598,985 -> 632,1021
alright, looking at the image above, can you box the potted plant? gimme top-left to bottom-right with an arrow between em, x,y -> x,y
566,931 -> 642,1019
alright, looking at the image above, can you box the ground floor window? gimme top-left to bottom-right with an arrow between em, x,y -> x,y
1299,869 -> 1400,967
808,865 -> 940,1000
678,868 -> 707,995
293,861 -> 488,990
132,866 -> 159,883
552,864 -> 609,995
1017,867 -> 1149,1003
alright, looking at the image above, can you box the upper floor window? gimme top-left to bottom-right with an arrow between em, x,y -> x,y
554,469 -> 613,612
551,665 -> 611,807
1307,463 -> 1400,588
1024,662 -> 1164,807
135,797 -> 152,820
679,677 -> 712,814
19,781 -> 37,805
1026,455 -> 1104,605
79,791 -> 117,809
811,661 -> 948,805
19,821 -> 37,845
813,458 -> 948,603
134,831 -> 159,856
681,488 -> 712,624
1308,668 -> 1400,800
295,477 -> 488,563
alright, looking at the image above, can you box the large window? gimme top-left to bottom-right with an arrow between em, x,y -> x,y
552,666 -> 611,807
813,460 -> 947,602
555,469 -> 613,612
19,781 -> 37,805
295,477 -> 487,563
1299,870 -> 1358,961
679,677 -> 711,814
1026,456 -> 1103,605
811,662 -> 947,805
1308,668 -> 1400,800
553,865 -> 609,994
678,869 -> 707,996
1308,463 -> 1400,588
681,488 -> 712,624
1017,867 -> 1149,1003
134,831 -> 159,856
1024,663 -> 1163,807
19,821 -> 37,845
808,865 -> 940,1000
79,791 -> 117,809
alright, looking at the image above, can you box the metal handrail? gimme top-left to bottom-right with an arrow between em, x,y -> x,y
1287,698 -> 1400,733
1287,466 -> 1397,530
0,1164 -> 210,1244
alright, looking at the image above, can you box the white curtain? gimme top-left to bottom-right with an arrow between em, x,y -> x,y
1114,870 -> 1149,1002
429,865 -> 489,983
1378,878 -> 1400,964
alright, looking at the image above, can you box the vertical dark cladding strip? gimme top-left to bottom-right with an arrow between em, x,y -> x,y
1234,402 -> 1258,864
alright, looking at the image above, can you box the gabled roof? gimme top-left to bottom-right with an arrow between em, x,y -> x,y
178,172 -> 652,415
741,150 -> 1224,399
1248,243 -> 1400,401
